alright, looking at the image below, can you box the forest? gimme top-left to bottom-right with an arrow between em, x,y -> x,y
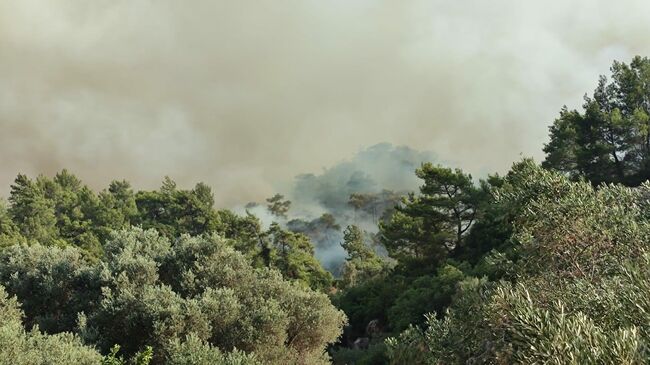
2,56 -> 650,364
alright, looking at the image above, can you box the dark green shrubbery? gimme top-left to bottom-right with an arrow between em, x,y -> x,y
386,163 -> 650,363
0,284 -> 101,365
0,228 -> 345,364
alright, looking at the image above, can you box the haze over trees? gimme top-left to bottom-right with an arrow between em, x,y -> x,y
2,56 -> 650,364
266,194 -> 291,219
272,144 -> 437,272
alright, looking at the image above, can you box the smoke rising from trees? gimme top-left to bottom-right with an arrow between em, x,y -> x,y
239,143 -> 436,271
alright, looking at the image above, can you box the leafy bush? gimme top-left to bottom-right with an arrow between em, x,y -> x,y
0,243 -> 102,334
0,285 -> 102,365
165,335 -> 260,365
331,338 -> 389,365
0,228 -> 346,364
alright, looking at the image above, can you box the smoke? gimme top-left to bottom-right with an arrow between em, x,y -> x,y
2,1 -> 650,207
246,143 -> 436,272
291,143 -> 434,212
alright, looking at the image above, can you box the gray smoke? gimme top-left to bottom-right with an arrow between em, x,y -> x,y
2,0 -> 650,208
239,143 -> 436,271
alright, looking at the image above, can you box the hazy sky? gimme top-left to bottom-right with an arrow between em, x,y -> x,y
2,0 -> 650,206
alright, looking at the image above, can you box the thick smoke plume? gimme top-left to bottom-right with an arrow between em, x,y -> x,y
2,1 -> 650,207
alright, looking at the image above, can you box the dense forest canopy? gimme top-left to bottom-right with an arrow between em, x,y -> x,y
3,57 -> 650,364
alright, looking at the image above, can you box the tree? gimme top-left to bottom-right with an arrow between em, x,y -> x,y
266,193 -> 291,219
8,174 -> 60,246
379,164 -> 480,274
457,174 -> 512,265
165,335 -> 260,365
267,223 -> 333,291
340,225 -> 387,288
386,164 -> 650,364
348,193 -> 378,222
216,209 -> 269,266
192,182 -> 215,208
0,199 -> 25,247
6,171 -> 112,255
386,264 -> 465,332
47,170 -> 103,255
135,178 -> 220,238
286,213 -> 341,266
93,180 -> 138,242
543,56 -> 650,186
160,176 -> 177,194
348,190 -> 402,224
0,244 -> 102,334
341,226 -> 373,262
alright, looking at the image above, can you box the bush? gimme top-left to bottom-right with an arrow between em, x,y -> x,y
0,285 -> 102,365
166,335 -> 260,365
0,228 -> 346,364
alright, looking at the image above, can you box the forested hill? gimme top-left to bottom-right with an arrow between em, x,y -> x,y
332,55 -> 650,364
1,56 -> 650,364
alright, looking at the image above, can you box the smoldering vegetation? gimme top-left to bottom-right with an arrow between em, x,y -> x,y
240,143 -> 436,272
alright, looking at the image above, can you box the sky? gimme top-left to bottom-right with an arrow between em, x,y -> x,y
2,0 -> 650,206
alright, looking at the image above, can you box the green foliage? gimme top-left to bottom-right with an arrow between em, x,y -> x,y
94,180 -> 138,243
0,220 -> 335,362
47,170 -> 102,254
8,174 -> 62,246
5,172 -> 140,255
543,56 -> 650,186
101,345 -> 125,365
379,163 -> 483,274
385,163 -> 650,364
102,345 -> 153,365
340,225 -> 390,288
489,284 -> 645,364
348,190 -> 402,224
387,265 -> 465,332
333,264 -> 467,340
134,178 -> 220,238
0,285 -> 102,365
286,214 -> 343,273
331,339 -> 389,365
11,61 -> 650,364
0,199 -> 26,247
385,276 -> 491,364
166,335 -> 260,365
0,171 -> 333,292
267,223 -> 334,291
0,243 -> 102,334
458,174 -> 513,265
216,210 -> 269,266
335,164 -> 512,357
332,276 -> 406,340
0,227 -> 345,364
